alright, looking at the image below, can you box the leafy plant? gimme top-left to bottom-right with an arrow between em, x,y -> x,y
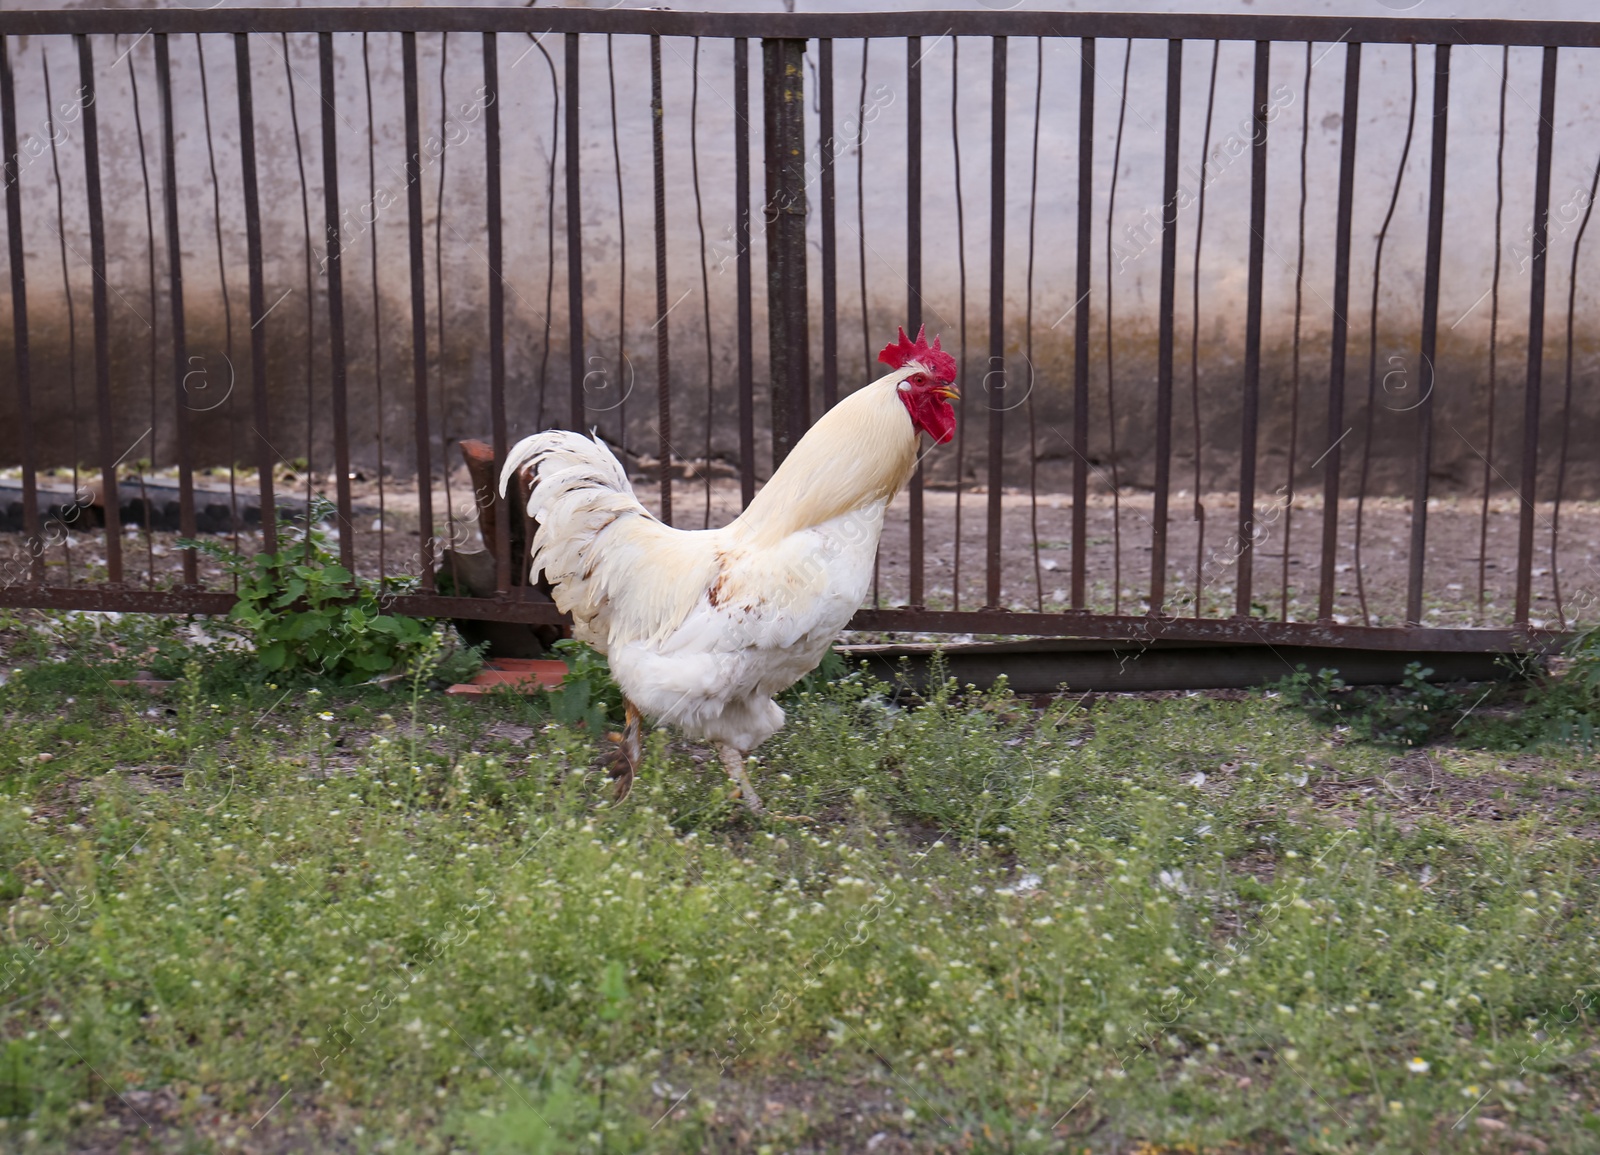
1273,662 -> 1463,746
545,638 -> 624,732
182,498 -> 438,685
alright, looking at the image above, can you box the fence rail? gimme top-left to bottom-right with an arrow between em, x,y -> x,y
3,7 -> 1597,657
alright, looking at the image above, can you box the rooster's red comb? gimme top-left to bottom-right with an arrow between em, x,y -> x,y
878,325 -> 957,383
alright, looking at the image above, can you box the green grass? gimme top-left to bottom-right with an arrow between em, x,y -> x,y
0,609 -> 1598,1153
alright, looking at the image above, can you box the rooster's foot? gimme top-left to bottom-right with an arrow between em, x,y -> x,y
608,699 -> 643,803
718,744 -> 765,816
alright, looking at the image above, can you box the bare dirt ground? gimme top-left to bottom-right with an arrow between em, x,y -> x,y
8,465 -> 1599,633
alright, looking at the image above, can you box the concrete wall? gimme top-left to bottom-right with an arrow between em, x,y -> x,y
2,0 -> 1598,498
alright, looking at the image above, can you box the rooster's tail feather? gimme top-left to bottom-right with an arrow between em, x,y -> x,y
498,431 -> 707,646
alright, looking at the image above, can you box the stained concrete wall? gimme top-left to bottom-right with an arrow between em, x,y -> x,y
2,0 -> 1598,498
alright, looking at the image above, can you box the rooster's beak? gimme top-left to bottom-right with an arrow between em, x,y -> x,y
934,383 -> 960,401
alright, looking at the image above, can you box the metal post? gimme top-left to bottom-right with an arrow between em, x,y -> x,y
762,36 -> 809,467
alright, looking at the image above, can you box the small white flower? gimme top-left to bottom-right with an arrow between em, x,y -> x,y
1407,1057 -> 1430,1074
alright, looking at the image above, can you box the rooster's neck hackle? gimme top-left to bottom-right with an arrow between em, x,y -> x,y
731,371 -> 922,548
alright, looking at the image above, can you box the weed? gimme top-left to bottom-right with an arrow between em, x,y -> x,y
1274,662 -> 1465,747
182,498 -> 469,686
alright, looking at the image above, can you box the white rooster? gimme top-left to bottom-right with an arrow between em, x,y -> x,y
499,326 -> 958,813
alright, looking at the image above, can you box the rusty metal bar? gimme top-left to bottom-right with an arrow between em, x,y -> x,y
281,33 -> 318,555
484,31 -> 511,594
1104,42 -> 1132,615
319,31 -> 355,574
402,31 -> 434,589
820,37 -> 838,412
155,34 -> 198,585
1552,104 -> 1600,626
1282,41 -> 1312,622
907,34 -> 925,608
985,35 -> 1007,609
125,34 -> 159,587
764,36 -> 809,465
1405,44 -> 1449,626
196,33 -> 240,576
433,34 -> 458,593
650,33 -> 672,526
362,32 -> 386,583
1024,35 -> 1043,613
1478,47 -> 1509,624
734,37 -> 755,508
952,35 -> 970,609
9,10 -> 1600,49
1318,42 -> 1358,622
1150,39 -> 1182,616
235,32 -> 277,554
691,37 -> 714,528
1355,46 -> 1418,625
1515,47 -> 1556,627
606,35 -> 627,457
1,35 -> 42,585
566,32 -> 585,433
0,582 -> 1560,657
1189,41 -> 1217,615
78,33 -> 123,583
1236,40 -> 1269,619
1071,37 -> 1093,611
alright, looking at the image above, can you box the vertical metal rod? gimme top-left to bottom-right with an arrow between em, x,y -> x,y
281,34 -> 317,556
1405,44 -> 1449,626
1317,42 -> 1359,622
77,34 -> 122,583
1150,39 -> 1182,616
433,35 -> 458,593
1354,47 -> 1418,626
1236,40 -> 1270,619
951,36 -> 968,610
734,38 -> 755,508
1104,43 -> 1133,616
1189,42 -> 1219,615
530,36 -> 559,433
1024,36 -> 1044,613
1281,42 -> 1312,622
235,33 -> 276,553
41,53 -> 79,584
196,33 -> 239,574
690,38 -> 715,528
984,36 -> 1006,610
155,34 -> 198,585
1,36 -> 42,584
1070,37 -> 1094,611
125,34 -> 159,587
651,34 -> 672,526
763,36 -> 810,465
1478,47 -> 1509,624
566,33 -> 585,432
1548,143 -> 1600,623
907,34 -> 925,609
362,33 -> 386,583
1552,99 -> 1599,626
606,36 -> 628,457
1515,47 -> 1557,627
820,38 -> 838,412
484,31 -> 511,594
402,32 -> 434,589
319,32 -> 354,575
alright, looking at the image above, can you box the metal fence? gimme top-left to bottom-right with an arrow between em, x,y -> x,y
2,7 -> 1599,657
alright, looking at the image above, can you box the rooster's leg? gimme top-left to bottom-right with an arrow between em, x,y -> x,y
717,743 -> 764,815
609,698 -> 643,802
